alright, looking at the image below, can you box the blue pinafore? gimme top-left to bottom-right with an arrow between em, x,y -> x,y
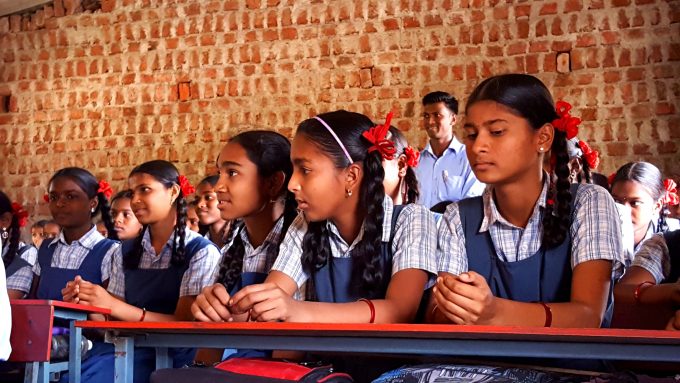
311,205 -> 404,303
63,236 -> 216,383
662,230 -> 680,284
36,238 -> 116,300
458,185 -> 613,327
4,245 -> 34,279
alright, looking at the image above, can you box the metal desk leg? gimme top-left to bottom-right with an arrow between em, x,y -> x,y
68,320 -> 82,383
155,347 -> 171,370
23,362 -> 38,383
113,336 -> 135,383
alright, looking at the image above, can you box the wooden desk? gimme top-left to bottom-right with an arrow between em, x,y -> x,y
75,321 -> 680,383
10,300 -> 110,383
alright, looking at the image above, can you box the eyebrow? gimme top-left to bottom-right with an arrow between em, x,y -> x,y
292,158 -> 311,166
218,160 -> 242,168
463,119 -> 508,129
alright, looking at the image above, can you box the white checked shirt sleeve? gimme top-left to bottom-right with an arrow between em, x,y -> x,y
391,203 -> 437,276
101,242 -> 119,282
436,202 -> 468,275
179,241 -> 221,296
570,184 -> 624,277
272,213 -> 308,288
106,246 -> 125,299
5,244 -> 37,293
631,233 -> 671,284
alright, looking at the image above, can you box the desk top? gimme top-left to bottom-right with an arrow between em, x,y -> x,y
11,299 -> 111,315
75,321 -> 680,345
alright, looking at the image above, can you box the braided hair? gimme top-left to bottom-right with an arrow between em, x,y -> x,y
387,126 -> 420,204
466,74 -> 570,249
123,160 -> 189,270
213,131 -> 298,292
48,167 -> 117,240
611,161 -> 668,232
297,110 -> 388,297
0,191 -> 21,268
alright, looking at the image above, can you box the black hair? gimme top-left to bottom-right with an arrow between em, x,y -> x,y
123,160 -> 188,270
611,161 -> 667,232
0,191 -> 21,268
49,167 -> 117,241
199,175 -> 220,187
32,220 -> 49,229
422,91 -> 459,114
387,126 -> 420,205
297,110 -> 386,297
110,190 -> 132,205
466,74 -> 569,249
213,131 -> 298,293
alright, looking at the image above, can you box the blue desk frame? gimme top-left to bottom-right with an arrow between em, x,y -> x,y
74,322 -> 680,383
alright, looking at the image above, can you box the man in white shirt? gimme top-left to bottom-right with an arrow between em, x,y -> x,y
0,238 -> 12,360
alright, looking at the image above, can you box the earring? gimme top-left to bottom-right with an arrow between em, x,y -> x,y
1,228 -> 8,240
539,147 -> 544,152
345,189 -> 353,197
91,208 -> 95,213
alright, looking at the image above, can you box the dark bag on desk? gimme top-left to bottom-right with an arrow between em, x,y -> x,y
151,358 -> 354,383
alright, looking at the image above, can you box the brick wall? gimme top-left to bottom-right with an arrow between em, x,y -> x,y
0,0 -> 678,219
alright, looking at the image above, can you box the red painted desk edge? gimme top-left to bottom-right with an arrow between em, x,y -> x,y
74,321 -> 680,344
11,299 -> 111,315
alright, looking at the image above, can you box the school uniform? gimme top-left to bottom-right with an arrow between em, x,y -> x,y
34,226 -> 118,300
65,228 -> 220,383
273,196 -> 437,303
2,241 -> 37,294
204,230 -> 232,257
631,230 -> 680,284
437,178 -> 624,322
212,217 -> 283,296
634,218 -> 680,254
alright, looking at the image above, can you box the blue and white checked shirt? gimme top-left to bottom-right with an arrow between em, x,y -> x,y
632,232 -> 678,283
272,196 -> 438,292
33,225 -> 118,282
3,242 -> 37,293
415,137 -> 485,209
437,179 -> 624,278
107,227 -> 220,298
210,217 -> 284,283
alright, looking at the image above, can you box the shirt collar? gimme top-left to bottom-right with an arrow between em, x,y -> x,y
479,174 -> 550,233
239,215 -> 285,257
141,226 -> 199,254
423,136 -> 465,157
325,195 -> 393,249
50,225 -> 102,250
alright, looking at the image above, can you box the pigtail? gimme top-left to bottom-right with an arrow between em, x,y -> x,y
97,193 -> 118,241
352,150 -> 387,295
172,193 -> 188,267
403,167 -> 420,204
543,131 -> 572,249
215,221 -> 244,290
276,192 -> 299,256
124,224 -> 147,270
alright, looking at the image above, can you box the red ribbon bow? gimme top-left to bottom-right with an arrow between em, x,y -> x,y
178,175 -> 195,196
552,101 -> 580,140
607,172 -> 616,187
97,180 -> 113,199
11,202 -> 29,228
404,146 -> 420,168
663,179 -> 679,206
362,111 -> 396,161
43,193 -> 50,203
577,140 -> 600,170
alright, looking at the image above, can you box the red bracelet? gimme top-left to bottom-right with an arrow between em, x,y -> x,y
139,307 -> 146,322
538,302 -> 552,327
634,281 -> 655,303
358,298 -> 375,324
